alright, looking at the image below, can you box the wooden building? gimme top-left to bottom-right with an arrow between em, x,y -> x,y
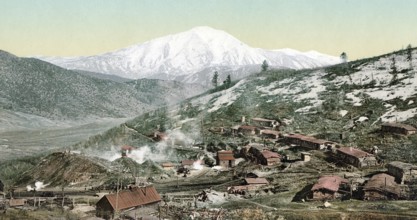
257,129 -> 280,139
249,147 -> 281,166
363,173 -> 405,200
96,185 -> 161,219
160,162 -> 175,170
243,178 -> 269,186
8,199 -> 26,207
251,118 -> 279,128
301,152 -> 311,162
284,134 -> 333,150
387,161 -> 417,184
309,176 -> 349,201
336,147 -> 378,168
237,125 -> 258,135
381,123 -> 417,135
121,145 -> 134,157
216,151 -> 236,168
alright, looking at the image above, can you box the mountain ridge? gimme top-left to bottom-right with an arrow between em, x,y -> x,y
35,26 -> 341,84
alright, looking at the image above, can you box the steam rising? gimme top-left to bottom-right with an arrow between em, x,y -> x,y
26,181 -> 48,191
98,128 -> 201,164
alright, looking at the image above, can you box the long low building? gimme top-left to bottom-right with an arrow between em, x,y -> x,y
336,147 -> 378,168
96,185 -> 161,219
381,123 -> 417,135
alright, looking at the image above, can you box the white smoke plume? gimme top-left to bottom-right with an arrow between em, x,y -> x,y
26,181 -> 48,191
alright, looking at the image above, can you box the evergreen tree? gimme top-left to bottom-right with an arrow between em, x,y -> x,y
224,74 -> 231,87
261,60 -> 269,72
391,55 -> 397,74
212,71 -> 219,87
406,44 -> 413,70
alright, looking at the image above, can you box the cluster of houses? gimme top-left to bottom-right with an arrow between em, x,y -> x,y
309,160 -> 417,201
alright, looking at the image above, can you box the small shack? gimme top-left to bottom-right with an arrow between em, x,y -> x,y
251,118 -> 279,128
301,152 -> 311,162
257,129 -> 280,139
336,147 -> 377,168
387,161 -> 417,184
161,162 -> 175,170
9,199 -> 26,207
237,125 -> 258,135
243,178 -> 269,186
363,173 -> 405,200
216,151 -> 235,168
381,123 -> 416,135
121,145 -> 134,157
309,176 -> 349,201
96,185 -> 161,219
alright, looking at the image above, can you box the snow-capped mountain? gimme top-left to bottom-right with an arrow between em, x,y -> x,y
36,26 -> 340,84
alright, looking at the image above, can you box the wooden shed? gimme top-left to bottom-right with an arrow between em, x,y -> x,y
381,123 -> 416,135
387,161 -> 417,184
309,176 -> 349,201
336,147 -> 377,168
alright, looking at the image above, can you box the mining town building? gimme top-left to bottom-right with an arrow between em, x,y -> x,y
217,150 -> 236,168
363,173 -> 405,200
249,147 -> 281,166
387,161 -> 417,184
251,118 -> 279,128
237,125 -> 258,135
243,178 -> 269,186
309,176 -> 349,201
96,185 -> 161,219
257,129 -> 280,139
336,147 -> 377,168
381,123 -> 417,135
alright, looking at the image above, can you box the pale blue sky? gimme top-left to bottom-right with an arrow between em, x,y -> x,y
1,0 -> 416,59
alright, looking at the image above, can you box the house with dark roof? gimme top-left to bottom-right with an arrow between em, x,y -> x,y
336,147 -> 377,168
309,176 -> 349,201
363,173 -> 407,200
387,161 -> 417,184
216,151 -> 235,168
381,123 -> 416,135
96,185 -> 161,219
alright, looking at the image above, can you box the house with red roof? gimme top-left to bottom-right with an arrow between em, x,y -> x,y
248,146 -> 281,166
96,185 -> 161,219
309,176 -> 349,201
216,150 -> 235,168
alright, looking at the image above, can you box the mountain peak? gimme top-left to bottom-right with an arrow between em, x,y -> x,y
35,27 -> 340,83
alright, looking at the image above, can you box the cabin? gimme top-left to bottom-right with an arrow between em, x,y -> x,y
251,118 -> 279,128
301,152 -> 312,162
257,129 -> 280,139
243,178 -> 269,186
149,131 -> 168,142
216,151 -> 235,168
121,145 -> 134,157
181,160 -> 196,169
336,147 -> 378,168
161,162 -> 175,170
363,173 -> 405,200
309,176 -> 349,201
249,147 -> 281,166
8,199 -> 26,207
96,185 -> 161,219
284,134 -> 332,150
381,123 -> 416,135
387,161 -> 417,184
237,125 -> 258,135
